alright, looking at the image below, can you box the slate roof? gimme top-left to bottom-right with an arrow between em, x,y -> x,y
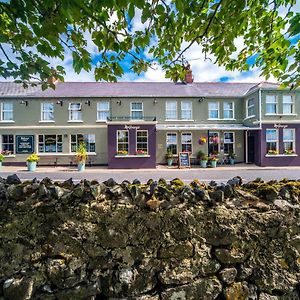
0,81 -> 282,98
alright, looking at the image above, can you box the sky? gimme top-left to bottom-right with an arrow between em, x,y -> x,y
1,1 -> 299,84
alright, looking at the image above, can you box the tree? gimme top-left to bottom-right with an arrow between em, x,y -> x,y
0,0 -> 299,89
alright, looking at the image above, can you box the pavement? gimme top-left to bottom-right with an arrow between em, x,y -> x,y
1,164 -> 300,183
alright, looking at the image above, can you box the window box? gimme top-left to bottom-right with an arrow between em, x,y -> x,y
265,154 -> 298,157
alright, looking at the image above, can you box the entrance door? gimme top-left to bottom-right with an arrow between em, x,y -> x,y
247,135 -> 255,163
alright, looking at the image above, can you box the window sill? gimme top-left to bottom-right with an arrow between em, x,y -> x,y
164,119 -> 194,122
115,155 -> 150,158
0,120 -> 15,123
208,118 -> 221,121
96,120 -> 107,123
38,152 -> 97,156
39,120 -> 55,123
3,155 -> 15,158
265,154 -> 298,157
68,120 -> 83,123
265,113 -> 297,116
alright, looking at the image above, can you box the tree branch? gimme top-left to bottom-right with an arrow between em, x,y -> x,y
0,44 -> 14,64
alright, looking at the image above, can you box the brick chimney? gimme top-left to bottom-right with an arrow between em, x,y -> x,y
47,76 -> 59,85
184,64 -> 193,84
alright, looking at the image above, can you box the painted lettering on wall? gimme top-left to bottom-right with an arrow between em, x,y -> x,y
124,125 -> 140,130
274,124 -> 288,128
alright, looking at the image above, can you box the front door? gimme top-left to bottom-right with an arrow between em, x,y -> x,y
247,134 -> 255,163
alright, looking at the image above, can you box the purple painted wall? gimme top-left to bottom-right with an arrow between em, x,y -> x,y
257,124 -> 300,167
107,124 -> 156,169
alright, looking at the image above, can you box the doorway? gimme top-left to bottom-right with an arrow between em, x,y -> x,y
247,134 -> 255,163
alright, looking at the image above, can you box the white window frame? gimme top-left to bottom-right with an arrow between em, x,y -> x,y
70,134 -> 96,153
282,95 -> 295,115
181,101 -> 193,120
266,129 -> 279,152
38,134 -> 63,153
130,102 -> 143,120
1,102 -> 13,121
223,102 -> 234,119
117,130 -> 129,153
208,102 -> 219,119
1,134 -> 14,154
223,132 -> 235,154
40,102 -> 54,122
97,101 -> 110,121
136,130 -> 148,153
283,128 -> 296,153
68,103 -> 82,121
265,95 -> 278,115
247,98 -> 255,118
166,101 -> 177,120
181,132 -> 192,153
166,132 -> 178,155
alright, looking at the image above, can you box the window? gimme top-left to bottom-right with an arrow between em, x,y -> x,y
131,102 -> 143,120
283,129 -> 295,153
1,103 -> 13,121
41,103 -> 54,121
136,130 -> 148,153
266,129 -> 278,152
247,99 -> 255,117
266,95 -> 277,114
97,101 -> 110,121
166,101 -> 177,120
283,95 -> 294,114
117,130 -> 129,153
181,101 -> 192,120
2,134 -> 14,154
224,132 -> 235,154
166,133 -> 177,155
181,133 -> 192,153
68,103 -> 82,121
38,135 -> 62,153
71,134 -> 95,152
208,102 -> 219,119
223,102 -> 234,119
208,132 -> 219,154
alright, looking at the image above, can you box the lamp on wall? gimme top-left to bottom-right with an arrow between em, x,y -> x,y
85,100 -> 91,106
56,100 -> 63,106
116,100 -> 122,106
153,98 -> 157,105
20,100 -> 28,106
198,97 -> 205,103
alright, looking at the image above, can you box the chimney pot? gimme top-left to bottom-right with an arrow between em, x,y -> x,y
184,64 -> 193,84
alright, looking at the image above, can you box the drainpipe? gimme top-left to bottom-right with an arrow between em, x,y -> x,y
258,88 -> 262,129
245,130 -> 248,164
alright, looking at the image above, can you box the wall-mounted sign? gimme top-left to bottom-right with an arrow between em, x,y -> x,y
16,135 -> 34,154
124,125 -> 140,130
274,124 -> 288,128
178,152 -> 191,169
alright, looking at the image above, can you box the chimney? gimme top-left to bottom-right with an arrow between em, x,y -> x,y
184,64 -> 193,84
47,76 -> 59,85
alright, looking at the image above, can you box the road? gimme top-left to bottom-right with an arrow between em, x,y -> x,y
0,165 -> 300,183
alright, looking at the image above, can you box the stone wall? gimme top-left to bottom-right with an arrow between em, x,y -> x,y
0,175 -> 299,300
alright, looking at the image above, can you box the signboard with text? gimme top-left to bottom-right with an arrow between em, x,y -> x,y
178,152 -> 191,169
16,135 -> 34,154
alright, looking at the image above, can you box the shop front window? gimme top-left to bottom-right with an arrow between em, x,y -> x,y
208,132 -> 219,154
181,132 -> 192,153
41,103 -> 54,121
266,129 -> 278,153
136,130 -> 148,154
38,135 -> 62,153
1,134 -> 14,154
117,130 -> 129,154
71,134 -> 95,152
283,129 -> 295,153
166,133 -> 177,155
224,132 -> 234,154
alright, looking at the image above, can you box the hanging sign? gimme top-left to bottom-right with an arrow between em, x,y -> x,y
16,135 -> 34,154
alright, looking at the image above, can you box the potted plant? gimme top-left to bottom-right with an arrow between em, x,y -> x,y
136,150 -> 147,156
267,150 -> 279,155
26,153 -> 40,171
76,143 -> 88,171
209,156 -> 218,168
228,152 -> 237,165
197,150 -> 208,168
0,153 -> 4,167
165,149 -> 173,166
198,137 -> 207,145
284,149 -> 295,155
117,150 -> 128,156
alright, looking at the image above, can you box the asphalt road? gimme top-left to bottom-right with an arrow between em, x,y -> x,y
0,166 -> 300,184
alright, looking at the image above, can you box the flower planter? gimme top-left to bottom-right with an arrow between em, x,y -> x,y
229,158 -> 235,165
200,160 -> 208,168
27,161 -> 37,172
210,160 -> 217,168
167,158 -> 173,166
78,162 -> 85,172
